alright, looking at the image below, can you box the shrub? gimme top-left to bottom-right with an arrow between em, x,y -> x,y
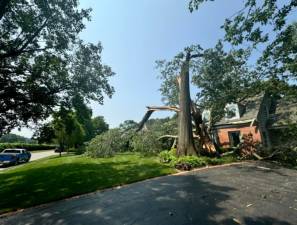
174,156 -> 207,171
206,157 -> 222,165
85,129 -> 124,158
159,150 -> 238,171
159,148 -> 177,163
131,130 -> 163,155
75,146 -> 86,155
0,143 -> 56,151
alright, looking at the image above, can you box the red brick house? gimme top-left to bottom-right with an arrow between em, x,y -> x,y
211,93 -> 297,148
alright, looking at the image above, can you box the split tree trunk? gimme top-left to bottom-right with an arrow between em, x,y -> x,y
177,52 -> 197,156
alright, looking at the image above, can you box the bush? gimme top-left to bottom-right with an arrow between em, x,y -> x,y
159,149 -> 238,171
174,156 -> 207,170
159,148 -> 177,163
85,129 -> 124,158
0,143 -> 56,151
75,146 -> 86,155
131,130 -> 163,154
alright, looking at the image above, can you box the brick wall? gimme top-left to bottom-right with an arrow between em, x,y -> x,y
217,126 -> 262,148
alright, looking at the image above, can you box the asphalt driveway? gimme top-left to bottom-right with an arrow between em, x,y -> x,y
1,161 -> 296,225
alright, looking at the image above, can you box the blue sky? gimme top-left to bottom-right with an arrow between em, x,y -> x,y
14,0 -> 244,137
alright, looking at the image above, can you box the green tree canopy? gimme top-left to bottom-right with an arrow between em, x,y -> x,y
119,120 -> 138,132
192,41 -> 261,124
92,116 -> 109,137
189,0 -> 297,79
52,108 -> 85,149
0,0 -> 114,135
33,122 -> 56,144
158,43 -> 259,124
0,133 -> 34,143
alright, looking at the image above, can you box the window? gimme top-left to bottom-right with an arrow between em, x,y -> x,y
225,103 -> 240,120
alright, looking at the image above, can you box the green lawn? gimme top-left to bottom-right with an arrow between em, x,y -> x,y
0,153 -> 176,214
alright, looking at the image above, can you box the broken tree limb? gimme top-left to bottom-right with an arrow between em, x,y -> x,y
147,106 -> 180,112
253,152 -> 263,160
191,102 -> 217,155
221,151 -> 235,157
136,105 -> 179,132
158,135 -> 178,140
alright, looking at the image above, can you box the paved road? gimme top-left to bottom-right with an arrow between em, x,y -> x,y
1,161 -> 297,225
30,150 -> 56,161
0,150 -> 56,171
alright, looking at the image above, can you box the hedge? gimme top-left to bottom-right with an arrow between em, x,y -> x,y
0,143 -> 56,151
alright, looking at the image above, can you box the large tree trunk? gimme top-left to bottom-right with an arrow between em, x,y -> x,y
177,53 -> 197,156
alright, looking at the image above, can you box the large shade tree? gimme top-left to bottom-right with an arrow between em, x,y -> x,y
192,41 -> 261,126
0,0 -> 114,135
155,46 -> 203,156
189,0 -> 297,80
154,43 -> 261,156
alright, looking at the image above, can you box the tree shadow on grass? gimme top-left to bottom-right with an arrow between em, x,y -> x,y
0,159 -> 173,213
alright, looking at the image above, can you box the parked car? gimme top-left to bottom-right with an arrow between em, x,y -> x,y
54,147 -> 64,153
0,148 -> 31,164
0,154 -> 18,166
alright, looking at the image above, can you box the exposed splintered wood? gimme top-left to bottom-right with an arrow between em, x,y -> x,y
253,152 -> 263,160
158,135 -> 178,140
147,106 -> 180,112
136,106 -> 180,132
191,103 -> 217,154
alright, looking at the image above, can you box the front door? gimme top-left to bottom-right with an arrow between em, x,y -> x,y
228,131 -> 240,147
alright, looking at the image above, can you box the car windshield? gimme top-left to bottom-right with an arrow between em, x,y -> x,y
3,149 -> 21,153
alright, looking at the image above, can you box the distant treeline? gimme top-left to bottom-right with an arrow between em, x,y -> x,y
0,143 -> 56,151
0,134 -> 36,144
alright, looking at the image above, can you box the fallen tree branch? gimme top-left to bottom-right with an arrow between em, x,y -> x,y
158,135 -> 178,140
221,151 -> 235,157
147,106 -> 180,112
137,105 -> 179,132
253,152 -> 263,160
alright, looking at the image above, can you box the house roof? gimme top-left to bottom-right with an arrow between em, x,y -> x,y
214,93 -> 264,126
268,98 -> 297,128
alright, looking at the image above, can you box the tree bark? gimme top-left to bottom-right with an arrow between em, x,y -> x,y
177,52 -> 197,156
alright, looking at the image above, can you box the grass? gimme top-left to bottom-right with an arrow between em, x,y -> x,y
0,153 -> 176,214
